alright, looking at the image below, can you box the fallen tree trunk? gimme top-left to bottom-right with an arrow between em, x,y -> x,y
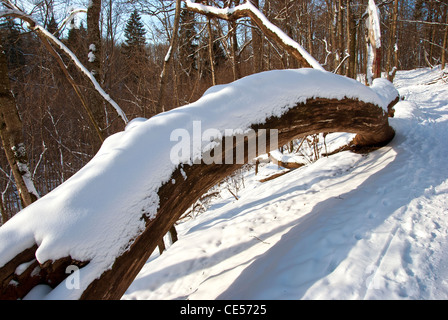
0,69 -> 397,300
81,97 -> 395,300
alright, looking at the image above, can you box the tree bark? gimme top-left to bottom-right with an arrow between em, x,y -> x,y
386,0 -> 399,81
230,18 -> 240,80
442,6 -> 448,70
87,0 -> 106,138
346,0 -> 356,79
250,0 -> 263,73
207,16 -> 216,86
336,0 -> 344,74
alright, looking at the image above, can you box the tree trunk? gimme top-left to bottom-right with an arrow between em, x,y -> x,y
442,7 -> 448,70
80,97 -> 395,300
250,0 -> 263,73
346,0 -> 356,79
157,0 -> 182,113
230,19 -> 240,80
207,16 -> 216,86
87,0 -> 105,139
0,33 -> 38,211
366,0 -> 382,84
387,0 -> 399,81
336,0 -> 344,74
169,225 -> 178,244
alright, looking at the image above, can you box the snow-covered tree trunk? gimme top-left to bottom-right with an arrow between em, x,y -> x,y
0,34 -> 39,211
366,0 -> 382,85
0,68 -> 398,300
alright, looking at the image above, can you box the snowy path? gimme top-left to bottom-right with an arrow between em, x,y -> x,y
123,67 -> 448,300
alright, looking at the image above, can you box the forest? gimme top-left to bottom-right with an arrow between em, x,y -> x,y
0,0 -> 447,222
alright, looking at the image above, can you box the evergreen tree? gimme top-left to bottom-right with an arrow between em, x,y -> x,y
0,19 -> 25,70
66,23 -> 88,64
122,9 -> 147,59
47,15 -> 59,38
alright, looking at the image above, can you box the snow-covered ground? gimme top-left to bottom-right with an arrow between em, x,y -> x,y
123,66 -> 448,300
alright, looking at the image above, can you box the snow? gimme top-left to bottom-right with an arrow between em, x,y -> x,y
0,67 -> 430,300
87,51 -> 96,63
367,0 -> 381,48
121,66 -> 448,300
13,143 -> 40,199
371,77 -> 399,109
15,260 -> 35,276
164,46 -> 172,62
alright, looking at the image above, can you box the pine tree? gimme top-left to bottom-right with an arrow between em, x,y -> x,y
122,9 -> 147,59
66,22 -> 88,69
47,15 -> 59,38
0,19 -> 25,70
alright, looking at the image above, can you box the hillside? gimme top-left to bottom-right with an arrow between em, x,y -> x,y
122,66 -> 448,300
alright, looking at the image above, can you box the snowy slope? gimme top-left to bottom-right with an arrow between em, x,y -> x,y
123,67 -> 448,300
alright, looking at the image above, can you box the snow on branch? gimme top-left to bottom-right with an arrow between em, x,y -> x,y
0,2 -> 129,125
56,8 -> 87,35
182,0 -> 324,70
